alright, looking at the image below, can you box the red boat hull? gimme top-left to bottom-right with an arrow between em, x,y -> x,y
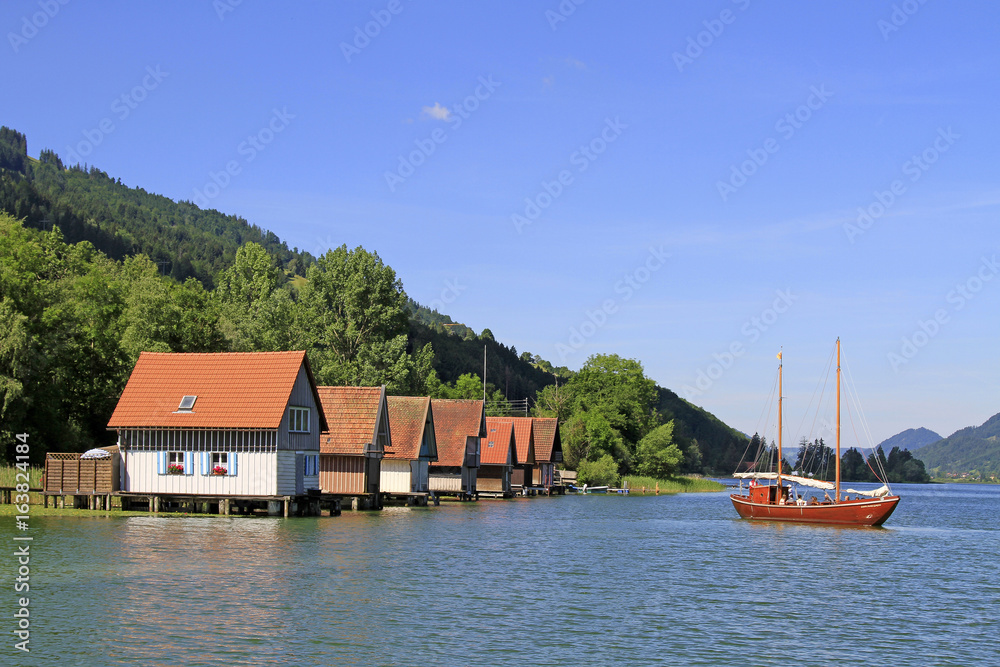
730,493 -> 900,527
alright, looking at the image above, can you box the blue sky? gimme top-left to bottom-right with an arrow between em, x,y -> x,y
4,0 -> 999,445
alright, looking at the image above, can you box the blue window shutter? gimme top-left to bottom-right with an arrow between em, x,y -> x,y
184,451 -> 194,476
201,452 -> 210,476
157,452 -> 165,475
230,453 -> 238,477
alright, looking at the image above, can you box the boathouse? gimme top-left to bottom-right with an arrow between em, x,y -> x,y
479,417 -> 517,498
107,351 -> 326,515
531,417 -> 564,491
507,417 -> 536,493
428,399 -> 484,499
317,386 -> 390,510
382,396 -> 437,504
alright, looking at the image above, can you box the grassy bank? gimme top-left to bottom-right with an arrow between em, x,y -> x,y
621,475 -> 726,493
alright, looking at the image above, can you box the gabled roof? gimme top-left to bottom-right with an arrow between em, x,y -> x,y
483,417 -> 517,466
430,399 -> 485,467
107,351 -> 326,430
511,417 -> 536,465
386,396 -> 437,461
318,386 -> 388,456
532,418 -> 562,463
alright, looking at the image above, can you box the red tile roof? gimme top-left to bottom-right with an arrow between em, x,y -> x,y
483,417 -> 516,465
532,418 -> 561,462
107,351 -> 323,430
386,396 -> 434,460
430,399 -> 485,467
318,386 -> 386,455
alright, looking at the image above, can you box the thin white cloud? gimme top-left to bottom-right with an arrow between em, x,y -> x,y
421,102 -> 451,121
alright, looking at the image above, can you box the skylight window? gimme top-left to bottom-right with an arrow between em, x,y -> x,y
176,395 -> 197,412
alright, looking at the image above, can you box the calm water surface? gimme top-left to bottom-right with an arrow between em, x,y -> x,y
6,483 -> 1000,666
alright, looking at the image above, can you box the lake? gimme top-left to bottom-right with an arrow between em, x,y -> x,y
6,483 -> 999,666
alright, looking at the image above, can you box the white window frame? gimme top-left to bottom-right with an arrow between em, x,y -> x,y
167,451 -> 184,474
288,406 -> 310,433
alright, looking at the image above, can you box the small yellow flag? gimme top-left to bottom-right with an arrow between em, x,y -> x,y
777,351 -> 782,360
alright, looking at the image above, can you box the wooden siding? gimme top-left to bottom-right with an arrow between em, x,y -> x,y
429,473 -> 463,493
118,428 -> 277,452
276,450 -> 298,496
123,451 -> 277,496
319,455 -> 365,494
533,463 -> 555,486
512,468 -> 526,487
412,459 -> 429,493
477,465 -> 509,493
44,453 -> 119,494
381,459 -> 411,494
278,367 -> 322,451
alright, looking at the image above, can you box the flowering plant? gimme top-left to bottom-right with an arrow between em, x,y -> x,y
167,463 -> 184,475
211,466 -> 227,475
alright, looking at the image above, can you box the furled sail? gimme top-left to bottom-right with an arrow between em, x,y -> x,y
733,472 -> 835,490
844,485 -> 890,498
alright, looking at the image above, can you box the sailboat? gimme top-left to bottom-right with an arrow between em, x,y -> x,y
730,339 -> 900,526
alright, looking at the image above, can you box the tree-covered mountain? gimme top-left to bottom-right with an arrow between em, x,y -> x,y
917,413 -> 1000,479
0,127 -> 312,287
875,427 -> 942,453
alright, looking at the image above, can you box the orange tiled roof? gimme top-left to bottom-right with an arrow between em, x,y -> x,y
510,416 -> 536,464
430,399 -> 485,467
386,396 -> 433,460
318,386 -> 385,455
532,418 -> 561,462
107,351 -> 322,430
483,417 -> 517,466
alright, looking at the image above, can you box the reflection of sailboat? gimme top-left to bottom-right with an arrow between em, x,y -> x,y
730,339 -> 900,527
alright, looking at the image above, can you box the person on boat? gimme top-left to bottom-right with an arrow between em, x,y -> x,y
808,496 -> 819,505
823,492 -> 833,504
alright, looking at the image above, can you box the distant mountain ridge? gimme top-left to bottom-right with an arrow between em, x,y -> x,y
917,412 -> 1000,478
876,427 -> 943,453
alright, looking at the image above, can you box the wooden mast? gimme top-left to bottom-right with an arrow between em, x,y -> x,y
835,338 -> 841,503
776,349 -> 783,491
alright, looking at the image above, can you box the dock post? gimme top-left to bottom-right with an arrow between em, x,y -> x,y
283,497 -> 290,517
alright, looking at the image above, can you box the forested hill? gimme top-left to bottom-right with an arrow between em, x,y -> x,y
875,427 -> 943,453
0,127 -> 311,287
917,413 -> 1000,479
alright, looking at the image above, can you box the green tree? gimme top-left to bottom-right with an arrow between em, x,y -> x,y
298,245 -> 432,393
577,454 -> 619,486
635,421 -> 683,478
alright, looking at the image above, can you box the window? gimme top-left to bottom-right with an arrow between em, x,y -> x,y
159,451 -> 189,475
176,395 -> 197,412
288,407 -> 310,433
304,454 -> 318,476
201,452 -> 238,476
